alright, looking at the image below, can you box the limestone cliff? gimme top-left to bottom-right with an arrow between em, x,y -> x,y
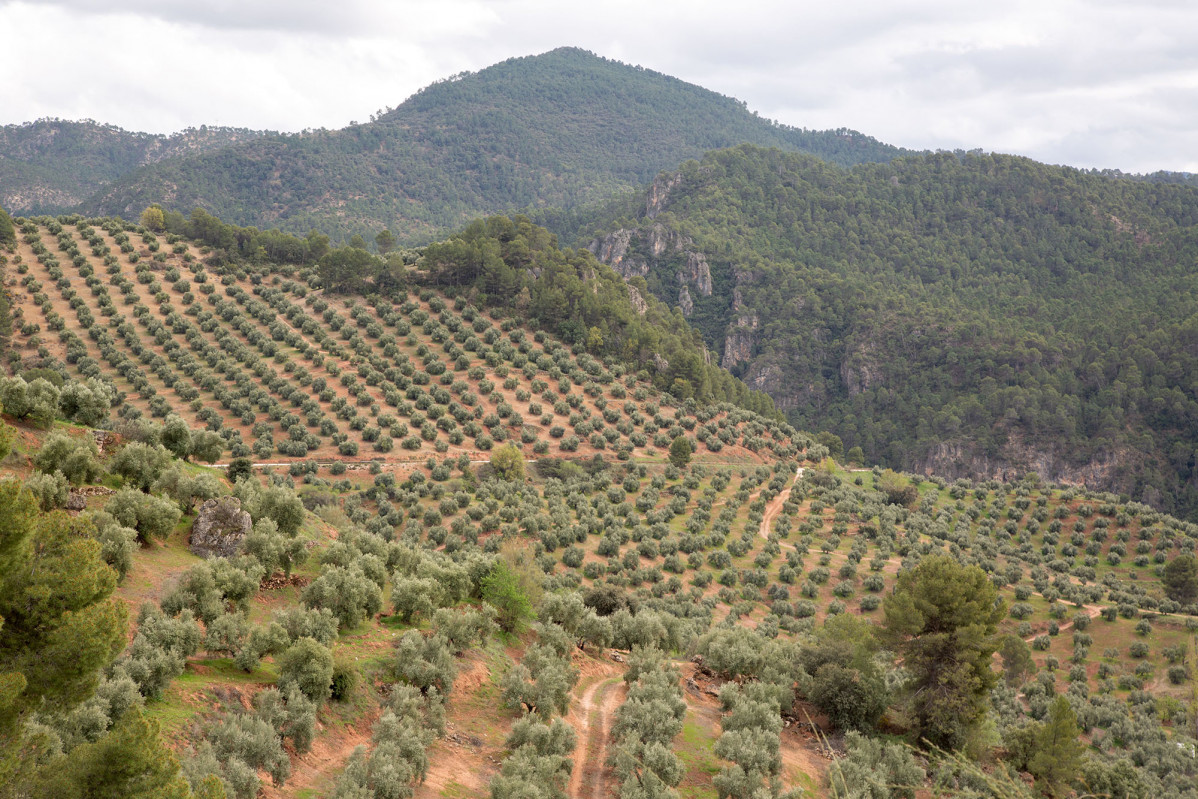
915,436 -> 1149,503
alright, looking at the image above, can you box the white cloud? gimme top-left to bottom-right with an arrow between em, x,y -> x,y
0,0 -> 1195,172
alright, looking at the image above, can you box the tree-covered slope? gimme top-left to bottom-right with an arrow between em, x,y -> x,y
77,48 -> 912,242
4,212 -> 1198,799
0,119 -> 266,214
580,145 -> 1198,519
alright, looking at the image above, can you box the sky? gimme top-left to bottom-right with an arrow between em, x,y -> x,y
2,0 -> 1196,174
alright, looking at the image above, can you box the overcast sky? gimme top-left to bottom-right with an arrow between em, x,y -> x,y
2,0 -> 1196,173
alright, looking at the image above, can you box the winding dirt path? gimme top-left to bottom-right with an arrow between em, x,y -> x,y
759,466 -> 803,539
568,677 -> 625,799
1020,602 -> 1104,643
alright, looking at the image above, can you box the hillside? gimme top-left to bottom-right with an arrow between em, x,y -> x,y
578,145 -> 1198,521
67,48 -> 911,242
4,214 -> 790,469
2,214 -> 1198,799
0,119 -> 267,213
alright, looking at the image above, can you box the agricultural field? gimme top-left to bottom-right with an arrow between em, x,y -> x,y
6,216 -> 795,471
0,214 -> 1196,799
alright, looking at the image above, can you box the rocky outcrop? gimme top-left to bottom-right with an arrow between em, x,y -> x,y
840,340 -> 884,396
190,497 -> 252,559
721,310 -> 758,370
678,286 -> 694,316
588,229 -> 645,277
593,229 -> 632,264
915,437 -> 1138,497
644,224 -> 687,258
627,285 -> 648,315
677,252 -> 712,296
646,173 -> 682,219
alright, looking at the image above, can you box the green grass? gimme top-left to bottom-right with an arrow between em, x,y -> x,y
676,715 -> 721,799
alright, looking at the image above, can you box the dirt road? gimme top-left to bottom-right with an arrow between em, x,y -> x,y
568,676 -> 625,799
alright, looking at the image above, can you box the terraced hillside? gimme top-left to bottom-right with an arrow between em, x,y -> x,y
5,215 -> 796,472
1,215 -> 1197,799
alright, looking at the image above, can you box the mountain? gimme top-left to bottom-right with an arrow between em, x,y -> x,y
0,119 -> 266,213
579,144 -> 1198,519
65,47 -> 912,242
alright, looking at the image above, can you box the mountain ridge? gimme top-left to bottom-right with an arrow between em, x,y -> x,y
0,118 -> 269,213
4,47 -> 915,242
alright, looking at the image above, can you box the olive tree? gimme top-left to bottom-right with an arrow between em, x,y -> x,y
33,431 -> 103,484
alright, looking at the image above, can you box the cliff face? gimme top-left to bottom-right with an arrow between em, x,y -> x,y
915,436 -> 1149,501
589,222 -> 714,318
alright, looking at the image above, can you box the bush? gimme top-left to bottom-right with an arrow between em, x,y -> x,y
59,377 -> 116,427
110,442 -> 173,491
395,631 -> 456,697
827,731 -> 925,799
277,637 -> 334,703
301,564 -> 383,629
330,659 -> 360,702
86,511 -> 138,580
668,435 -> 692,468
33,431 -> 103,484
105,488 -> 182,543
481,560 -> 536,633
25,469 -> 69,511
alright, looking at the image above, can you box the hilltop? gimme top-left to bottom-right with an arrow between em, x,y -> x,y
576,145 -> 1198,521
3,48 -> 912,242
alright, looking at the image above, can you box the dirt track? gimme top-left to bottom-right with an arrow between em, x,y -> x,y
568,676 -> 625,799
759,466 -> 803,539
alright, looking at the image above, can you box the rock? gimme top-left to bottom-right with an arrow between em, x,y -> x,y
627,285 -> 648,315
587,228 -> 637,273
678,285 -> 694,316
190,497 -> 252,559
721,312 -> 758,370
64,492 -> 87,511
677,251 -> 712,296
646,173 -> 682,219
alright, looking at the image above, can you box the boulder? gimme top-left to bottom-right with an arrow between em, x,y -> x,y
190,497 -> 251,559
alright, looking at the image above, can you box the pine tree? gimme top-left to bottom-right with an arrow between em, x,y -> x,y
1028,696 -> 1085,797
46,708 -> 193,799
883,554 -> 1006,750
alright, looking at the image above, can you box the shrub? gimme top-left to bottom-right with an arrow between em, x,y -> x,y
330,659 -> 360,701
301,564 -> 383,629
826,731 -> 925,799
277,637 -> 334,703
110,442 -> 173,491
394,631 -> 456,697
33,431 -> 103,484
105,488 -> 182,543
25,469 -> 69,511
481,560 -> 535,633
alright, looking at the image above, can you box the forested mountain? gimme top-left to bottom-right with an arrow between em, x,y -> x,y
0,119 -> 266,213
577,145 -> 1198,519
69,48 -> 911,242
